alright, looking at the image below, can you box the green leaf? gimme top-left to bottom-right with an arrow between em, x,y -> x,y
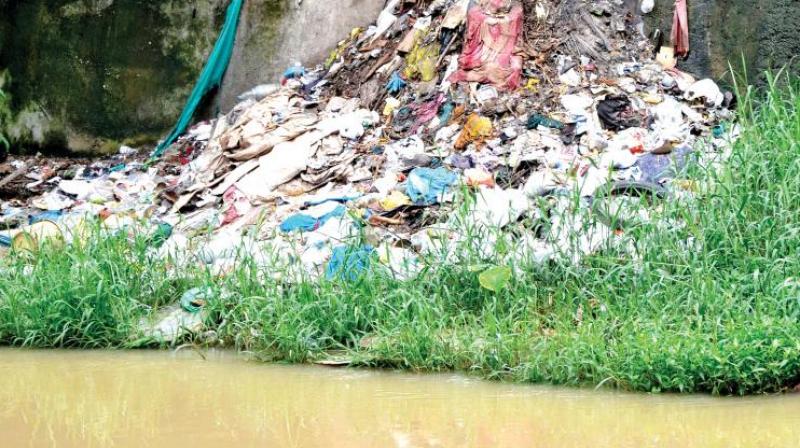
466,264 -> 487,273
478,266 -> 512,292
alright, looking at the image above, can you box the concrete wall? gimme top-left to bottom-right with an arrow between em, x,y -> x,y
0,0 -> 383,154
218,0 -> 384,111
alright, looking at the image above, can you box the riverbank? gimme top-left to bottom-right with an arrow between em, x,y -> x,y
1,76 -> 799,395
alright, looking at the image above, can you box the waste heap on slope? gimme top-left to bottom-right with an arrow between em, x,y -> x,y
0,0 -> 737,282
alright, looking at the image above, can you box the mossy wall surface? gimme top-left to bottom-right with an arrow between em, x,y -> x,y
0,0 -> 227,154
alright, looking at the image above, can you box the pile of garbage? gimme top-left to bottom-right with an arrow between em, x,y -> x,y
1,0 -> 737,284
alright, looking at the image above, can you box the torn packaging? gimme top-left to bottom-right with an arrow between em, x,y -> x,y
372,0 -> 401,43
236,131 -> 324,202
221,186 -> 251,226
441,0 -> 470,29
210,159 -> 259,196
234,109 -> 377,202
302,153 -> 357,186
227,113 -> 319,161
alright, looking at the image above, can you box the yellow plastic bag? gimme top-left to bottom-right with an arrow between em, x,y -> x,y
524,77 -> 540,93
379,190 -> 412,211
455,114 -> 493,150
403,42 -> 441,82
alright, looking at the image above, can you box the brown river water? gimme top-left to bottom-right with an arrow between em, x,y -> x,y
1,349 -> 799,447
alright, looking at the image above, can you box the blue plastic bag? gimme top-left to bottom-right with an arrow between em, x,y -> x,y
385,71 -> 407,94
326,245 -> 374,281
283,65 -> 306,79
279,205 -> 346,233
406,167 -> 458,205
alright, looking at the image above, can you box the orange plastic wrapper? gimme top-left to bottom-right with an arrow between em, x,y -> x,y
454,114 -> 493,150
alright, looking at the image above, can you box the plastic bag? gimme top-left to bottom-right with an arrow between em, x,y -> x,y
380,191 -> 412,211
455,114 -> 493,150
406,167 -> 458,205
403,42 -> 441,82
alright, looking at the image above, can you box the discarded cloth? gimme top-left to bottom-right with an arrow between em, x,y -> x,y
412,94 -> 446,131
449,0 -> 523,91
406,167 -> 458,205
671,0 -> 689,57
326,245 -> 374,281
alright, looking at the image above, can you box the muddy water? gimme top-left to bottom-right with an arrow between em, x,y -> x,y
1,350 -> 799,447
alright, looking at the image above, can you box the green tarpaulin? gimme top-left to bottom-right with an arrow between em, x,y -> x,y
151,0 -> 244,159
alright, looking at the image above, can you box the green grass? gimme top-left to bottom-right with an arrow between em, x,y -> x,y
2,74 -> 800,395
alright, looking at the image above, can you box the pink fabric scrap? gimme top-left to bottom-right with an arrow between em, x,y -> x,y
671,0 -> 689,57
448,0 -> 523,91
220,186 -> 251,226
412,93 -> 446,132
